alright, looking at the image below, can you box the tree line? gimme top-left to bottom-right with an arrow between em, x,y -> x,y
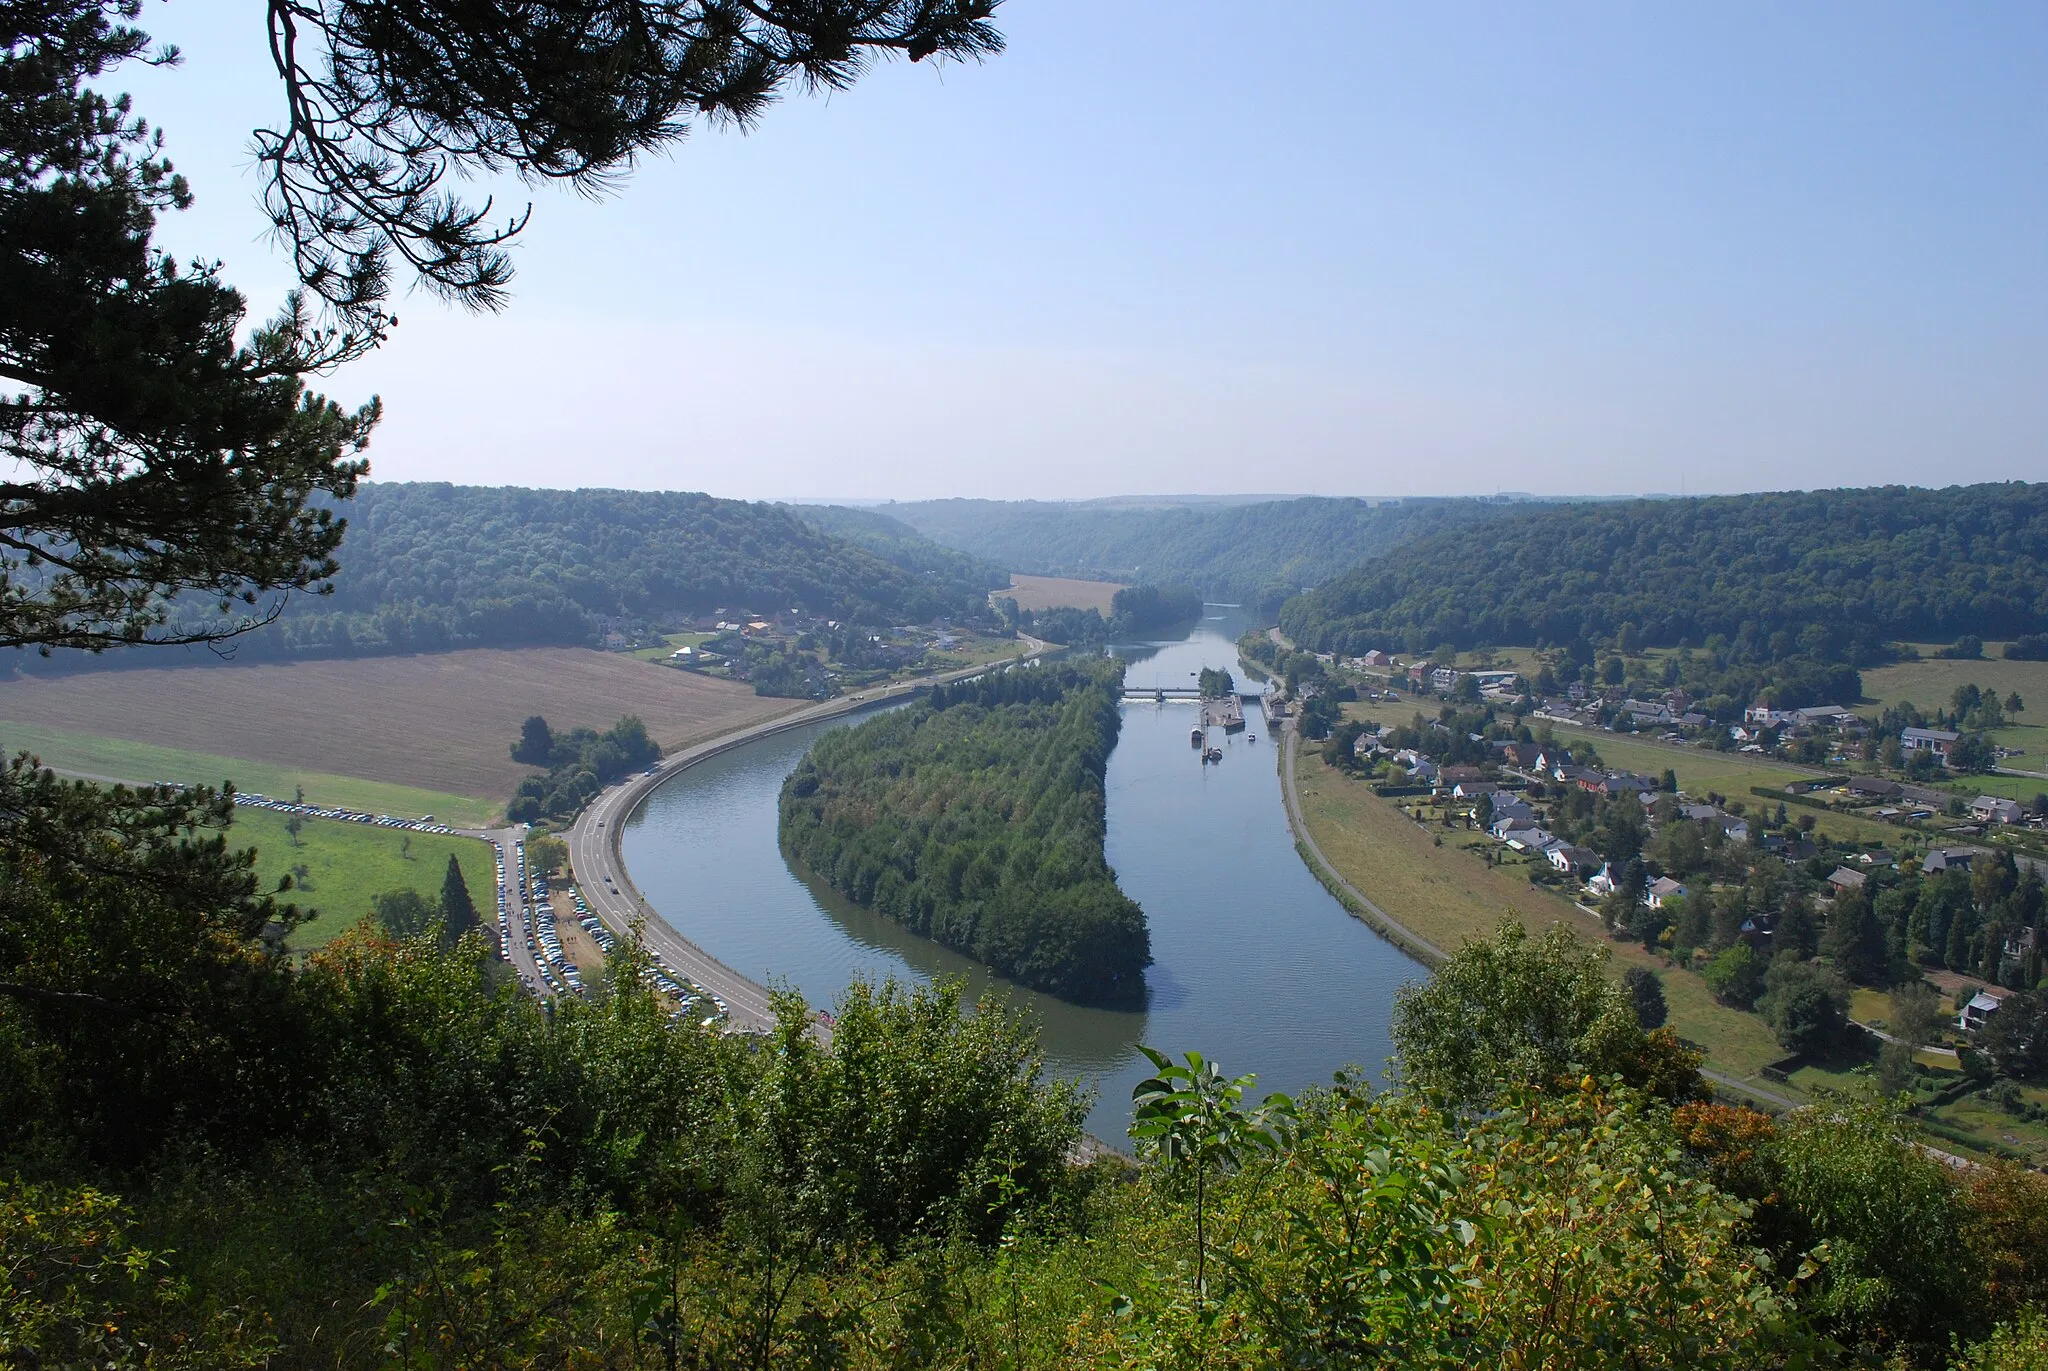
1280,483 -> 2048,667
24,485 -> 1010,673
1001,583 -> 1203,645
889,496 -> 1508,610
778,659 -> 1151,1005
507,714 -> 662,825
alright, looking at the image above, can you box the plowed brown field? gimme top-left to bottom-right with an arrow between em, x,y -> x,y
0,649 -> 798,799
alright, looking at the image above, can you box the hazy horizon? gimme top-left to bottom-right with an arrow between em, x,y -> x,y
127,2 -> 2048,501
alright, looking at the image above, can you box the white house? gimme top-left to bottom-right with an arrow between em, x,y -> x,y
1974,795 -> 2025,825
1901,727 -> 1961,763
1646,876 -> 1687,909
1960,990 -> 2004,1033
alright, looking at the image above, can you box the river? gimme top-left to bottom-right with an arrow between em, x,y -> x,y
621,607 -> 1423,1142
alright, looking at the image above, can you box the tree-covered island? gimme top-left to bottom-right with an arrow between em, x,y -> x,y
779,659 -> 1151,1006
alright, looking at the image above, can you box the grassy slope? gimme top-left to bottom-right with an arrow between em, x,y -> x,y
231,808 -> 498,951
1293,748 -> 1796,1089
2,720 -> 496,826
1859,652 -> 2048,713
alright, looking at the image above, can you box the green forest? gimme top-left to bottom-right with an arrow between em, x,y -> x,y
778,660 -> 1151,1006
1280,483 -> 2048,662
886,496 -> 1508,610
29,486 -> 1009,672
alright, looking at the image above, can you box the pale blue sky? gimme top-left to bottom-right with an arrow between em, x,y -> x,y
126,2 -> 2048,499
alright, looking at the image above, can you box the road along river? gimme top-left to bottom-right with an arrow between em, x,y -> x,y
612,609 -> 1424,1142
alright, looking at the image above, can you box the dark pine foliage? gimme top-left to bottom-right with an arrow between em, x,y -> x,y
1281,484 -> 2048,662
779,659 -> 1150,1006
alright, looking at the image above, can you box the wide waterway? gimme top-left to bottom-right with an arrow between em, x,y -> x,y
621,607 -> 1424,1142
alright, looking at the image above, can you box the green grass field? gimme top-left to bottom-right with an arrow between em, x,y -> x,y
1859,653 -> 2048,715
0,720 -> 496,827
230,807 -> 498,950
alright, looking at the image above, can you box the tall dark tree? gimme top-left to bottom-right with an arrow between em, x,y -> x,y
511,714 -> 554,766
1821,886 -> 1891,986
1,0 -> 374,654
4,0 -> 1005,659
1623,966 -> 1668,1030
438,853 -> 477,942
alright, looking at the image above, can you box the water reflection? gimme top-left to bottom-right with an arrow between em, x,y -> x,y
621,607 -> 1422,1142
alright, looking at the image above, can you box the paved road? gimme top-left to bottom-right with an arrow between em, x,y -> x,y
462,826 -> 554,999
564,639 -> 1052,1033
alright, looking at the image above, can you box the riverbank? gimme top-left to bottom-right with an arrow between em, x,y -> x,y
563,635 -> 1054,1031
1276,722 -> 1800,1099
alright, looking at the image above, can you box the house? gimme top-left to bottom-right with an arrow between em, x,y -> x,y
1746,704 -> 1792,726
1360,649 -> 1392,668
1404,759 -> 1439,784
1716,814 -> 1751,842
1624,699 -> 1674,724
1901,727 -> 1961,762
1825,867 -> 1868,894
1451,781 -> 1502,800
1549,844 -> 1601,877
1492,741 -> 1542,770
1676,803 -> 1722,824
1440,765 -> 1486,785
1960,990 -> 2005,1034
1430,666 -> 1462,693
1646,876 -> 1687,909
1581,772 -> 1656,798
1489,804 -> 1539,837
1922,848 -> 1977,874
1841,776 -> 1902,803
1974,796 -> 2025,825
1500,827 -> 1551,851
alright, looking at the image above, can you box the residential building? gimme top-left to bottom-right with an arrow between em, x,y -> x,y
1549,844 -> 1601,877
1922,848 -> 1976,874
1646,876 -> 1687,908
1901,726 -> 1961,762
1825,867 -> 1867,894
1960,990 -> 2004,1033
1974,795 -> 2025,825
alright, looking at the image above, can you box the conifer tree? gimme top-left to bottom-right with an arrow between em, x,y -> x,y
439,853 -> 478,943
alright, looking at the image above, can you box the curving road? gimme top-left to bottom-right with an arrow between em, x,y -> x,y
564,639 -> 1050,1032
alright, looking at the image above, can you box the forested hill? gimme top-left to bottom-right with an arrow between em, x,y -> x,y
783,503 -> 1009,592
1280,483 -> 2048,659
44,485 -> 1008,669
880,497 -> 1508,611
778,658 -> 1150,1006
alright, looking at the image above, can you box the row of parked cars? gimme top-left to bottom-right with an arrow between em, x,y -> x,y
240,793 -> 457,835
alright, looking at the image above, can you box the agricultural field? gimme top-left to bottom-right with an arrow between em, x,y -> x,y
1292,748 -> 1796,1092
0,720 -> 496,826
0,648 -> 796,803
991,573 -> 1126,614
230,807 -> 498,951
1859,651 -> 2048,716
